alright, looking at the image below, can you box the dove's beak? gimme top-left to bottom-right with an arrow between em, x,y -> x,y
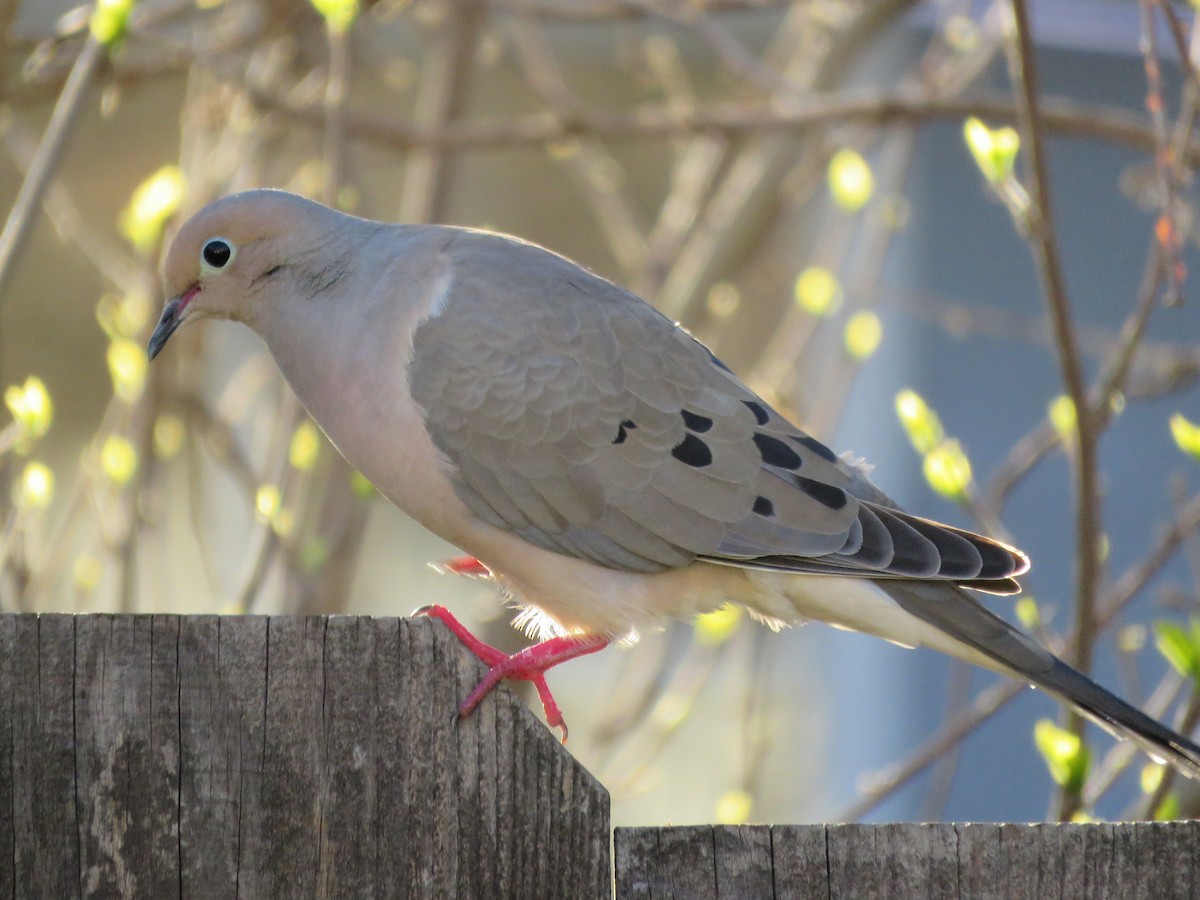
147,286 -> 198,360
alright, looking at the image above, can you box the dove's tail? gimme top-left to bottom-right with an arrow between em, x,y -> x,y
875,579 -> 1200,780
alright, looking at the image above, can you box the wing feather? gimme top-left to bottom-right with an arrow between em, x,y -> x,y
408,227 -> 1027,588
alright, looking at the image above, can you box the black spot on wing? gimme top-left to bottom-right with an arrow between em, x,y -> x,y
743,400 -> 770,426
794,474 -> 847,510
681,410 -> 714,433
612,418 -> 638,445
753,496 -> 774,517
672,434 -> 713,468
791,433 -> 838,464
753,433 -> 803,470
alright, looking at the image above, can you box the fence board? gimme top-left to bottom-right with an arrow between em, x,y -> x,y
1,613 -> 610,899
10,614 -> 79,899
615,822 -> 1200,899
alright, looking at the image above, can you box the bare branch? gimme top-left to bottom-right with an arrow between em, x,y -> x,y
0,35 -> 102,304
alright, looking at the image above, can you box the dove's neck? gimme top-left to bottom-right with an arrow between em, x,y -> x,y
254,224 -> 476,537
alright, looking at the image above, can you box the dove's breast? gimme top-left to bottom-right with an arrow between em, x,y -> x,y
258,229 -> 479,542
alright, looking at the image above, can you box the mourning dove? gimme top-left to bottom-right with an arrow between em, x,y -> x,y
149,189 -> 1200,777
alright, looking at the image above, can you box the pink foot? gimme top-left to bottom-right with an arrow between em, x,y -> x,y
416,604 -> 609,743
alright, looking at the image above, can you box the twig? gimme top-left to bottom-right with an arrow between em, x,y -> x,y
801,129 -> 916,435
618,0 -> 799,97
491,0 -> 791,21
0,34 -> 102,304
649,2 -> 831,320
321,24 -> 351,205
987,249 -> 1167,509
1007,1 -> 1102,821
919,658 -> 974,821
1139,689 -> 1200,818
504,14 -> 649,277
1155,0 -> 1200,102
589,626 -> 692,753
238,390 -> 300,616
740,627 -> 779,812
396,0 -> 483,224
1140,1 -> 1187,307
1,123 -> 144,293
835,676 -> 1025,822
239,84 -> 1196,161
1171,476 -> 1200,588
601,637 -> 731,796
0,0 -> 21,99
634,135 -> 726,299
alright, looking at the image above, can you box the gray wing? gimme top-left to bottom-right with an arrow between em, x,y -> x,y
409,227 -> 1027,590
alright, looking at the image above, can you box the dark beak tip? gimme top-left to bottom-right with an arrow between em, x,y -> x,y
147,297 -> 184,361
146,326 -> 170,361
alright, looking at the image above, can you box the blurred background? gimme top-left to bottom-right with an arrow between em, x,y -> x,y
3,0 -> 1200,827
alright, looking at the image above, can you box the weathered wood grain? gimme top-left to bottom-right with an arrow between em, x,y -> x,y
713,824 -> 774,896
10,614 -> 80,899
615,821 -> 1200,899
9,611 -> 1200,900
0,613 -> 610,899
0,611 -> 12,900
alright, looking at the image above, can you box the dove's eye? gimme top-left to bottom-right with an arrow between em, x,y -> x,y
201,238 -> 234,270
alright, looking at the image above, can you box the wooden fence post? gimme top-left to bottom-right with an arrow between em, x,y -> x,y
0,614 -> 610,899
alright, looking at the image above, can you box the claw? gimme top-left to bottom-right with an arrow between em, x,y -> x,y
418,604 -> 608,741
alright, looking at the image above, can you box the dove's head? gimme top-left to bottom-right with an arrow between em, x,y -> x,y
148,189 -> 350,359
